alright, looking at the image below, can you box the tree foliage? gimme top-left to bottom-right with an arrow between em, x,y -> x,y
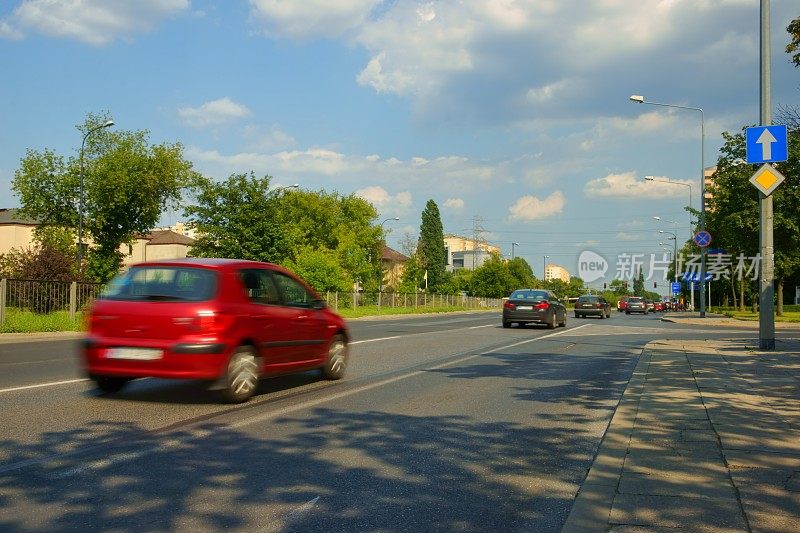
185,175 -> 381,294
417,200 -> 447,291
788,16 -> 800,68
706,127 -> 800,312
185,173 -> 289,263
12,113 -> 196,281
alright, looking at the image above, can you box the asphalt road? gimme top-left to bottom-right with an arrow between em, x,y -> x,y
0,311 -> 777,531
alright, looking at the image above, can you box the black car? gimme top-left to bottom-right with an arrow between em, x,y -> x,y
574,295 -> 611,319
625,296 -> 648,314
502,289 -> 567,329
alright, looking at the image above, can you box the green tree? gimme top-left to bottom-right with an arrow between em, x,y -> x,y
185,173 -> 289,262
787,16 -> 800,68
276,189 -> 380,291
417,200 -> 446,291
507,257 -> 535,288
471,254 -> 514,297
283,246 -> 351,293
13,113 -> 195,281
633,267 -> 645,297
706,127 -> 800,314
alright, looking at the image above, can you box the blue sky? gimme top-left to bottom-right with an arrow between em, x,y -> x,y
1,1 -> 797,285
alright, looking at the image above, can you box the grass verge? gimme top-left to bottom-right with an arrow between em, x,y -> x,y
720,310 -> 800,322
0,309 -> 85,333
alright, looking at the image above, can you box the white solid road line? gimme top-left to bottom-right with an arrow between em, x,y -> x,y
0,378 -> 89,394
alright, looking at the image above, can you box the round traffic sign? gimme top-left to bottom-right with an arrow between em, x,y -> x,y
693,230 -> 712,248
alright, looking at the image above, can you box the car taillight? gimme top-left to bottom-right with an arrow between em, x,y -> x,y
534,302 -> 550,310
504,302 -> 516,310
190,310 -> 234,333
596,303 -> 602,308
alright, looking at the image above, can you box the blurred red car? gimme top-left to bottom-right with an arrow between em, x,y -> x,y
83,258 -> 350,403
617,295 -> 632,312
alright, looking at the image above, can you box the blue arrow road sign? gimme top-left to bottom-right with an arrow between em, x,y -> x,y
671,282 -> 681,294
746,125 -> 788,164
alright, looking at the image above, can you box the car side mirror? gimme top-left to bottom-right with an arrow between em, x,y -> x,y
311,299 -> 327,310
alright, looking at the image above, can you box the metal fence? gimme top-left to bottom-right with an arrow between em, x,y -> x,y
0,277 -> 500,325
323,291 -> 502,312
0,278 -> 104,324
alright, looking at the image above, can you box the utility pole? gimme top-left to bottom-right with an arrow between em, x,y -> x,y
759,0 -> 776,349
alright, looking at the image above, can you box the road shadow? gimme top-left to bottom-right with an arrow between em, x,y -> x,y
0,406 -> 607,531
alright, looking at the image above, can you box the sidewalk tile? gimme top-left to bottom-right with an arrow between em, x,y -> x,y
609,494 -> 747,530
618,471 -> 737,500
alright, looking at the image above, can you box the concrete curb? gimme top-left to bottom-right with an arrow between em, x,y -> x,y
561,348 -> 651,532
0,331 -> 84,344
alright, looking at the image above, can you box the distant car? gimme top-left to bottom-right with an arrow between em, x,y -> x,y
653,301 -> 665,312
502,289 -> 567,329
617,295 -> 632,312
574,295 -> 611,319
83,258 -> 350,403
625,297 -> 648,314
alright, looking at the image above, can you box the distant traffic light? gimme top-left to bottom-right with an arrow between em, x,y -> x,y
654,282 -> 657,289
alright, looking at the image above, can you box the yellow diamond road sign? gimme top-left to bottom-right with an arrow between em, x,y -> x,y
749,163 -> 785,196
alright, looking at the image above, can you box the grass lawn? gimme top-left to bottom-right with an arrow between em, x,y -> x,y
722,310 -> 800,322
0,305 -> 500,333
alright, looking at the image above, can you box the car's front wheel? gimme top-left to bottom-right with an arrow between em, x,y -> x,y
321,334 -> 348,380
219,346 -> 259,403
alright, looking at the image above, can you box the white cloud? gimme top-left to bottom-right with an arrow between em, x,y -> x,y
0,20 -> 23,40
8,0 -> 188,45
187,146 -> 501,193
615,232 -> 640,241
584,172 -> 693,200
248,0 -> 380,40
355,186 -> 412,216
242,124 -> 296,151
178,98 -> 251,128
507,191 -> 565,222
443,198 -> 464,210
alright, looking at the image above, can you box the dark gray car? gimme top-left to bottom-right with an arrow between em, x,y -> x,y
574,295 -> 611,318
625,296 -> 648,314
502,289 -> 567,329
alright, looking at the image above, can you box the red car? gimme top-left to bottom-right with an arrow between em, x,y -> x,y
617,295 -> 632,312
83,258 -> 350,403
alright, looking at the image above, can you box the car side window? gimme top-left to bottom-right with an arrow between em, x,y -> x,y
239,269 -> 280,305
273,272 -> 312,308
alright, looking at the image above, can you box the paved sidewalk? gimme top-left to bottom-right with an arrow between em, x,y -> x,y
564,337 -> 800,532
660,311 -> 800,329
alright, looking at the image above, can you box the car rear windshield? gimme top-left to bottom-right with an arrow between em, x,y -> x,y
99,266 -> 218,302
509,290 -> 548,300
577,296 -> 598,303
628,297 -> 644,303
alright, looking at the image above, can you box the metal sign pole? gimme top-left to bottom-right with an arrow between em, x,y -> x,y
759,0 -> 775,349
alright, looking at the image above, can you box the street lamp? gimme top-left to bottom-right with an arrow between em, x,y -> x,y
271,183 -> 299,195
511,242 -> 519,259
543,255 -> 549,281
78,119 -> 114,273
378,217 -> 399,292
631,94 -> 706,317
646,177 -> 694,239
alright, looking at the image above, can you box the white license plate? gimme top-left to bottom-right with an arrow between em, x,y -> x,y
517,305 -> 533,310
106,347 -> 163,360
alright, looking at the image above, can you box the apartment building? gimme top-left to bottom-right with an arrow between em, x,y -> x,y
544,263 -> 571,283
443,234 -> 500,272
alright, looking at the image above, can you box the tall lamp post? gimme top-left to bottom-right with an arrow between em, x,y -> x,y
78,119 -> 115,272
271,183 -> 299,195
511,242 -> 519,259
378,217 -> 399,292
631,94 -> 706,317
543,255 -> 549,281
646,177 -> 694,240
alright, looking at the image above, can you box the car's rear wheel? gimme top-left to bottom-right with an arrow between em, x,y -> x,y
547,312 -> 556,329
559,312 -> 566,327
321,334 -> 348,380
93,376 -> 131,394
574,312 -> 580,318
219,346 -> 259,403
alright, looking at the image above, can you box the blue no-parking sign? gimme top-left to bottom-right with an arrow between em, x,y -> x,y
671,282 -> 681,294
